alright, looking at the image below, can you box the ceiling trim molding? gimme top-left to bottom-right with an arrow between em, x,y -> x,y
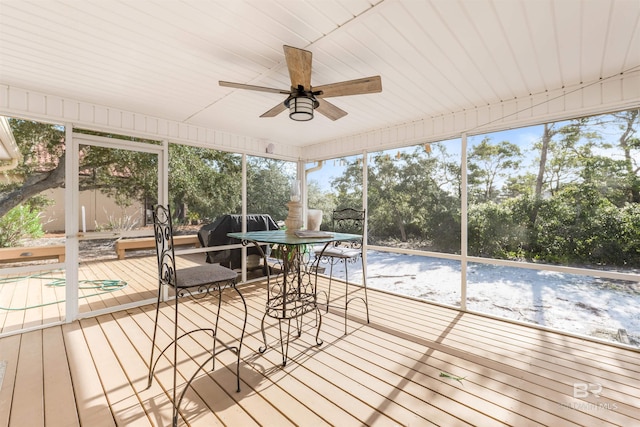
302,71 -> 640,161
1,69 -> 638,163
0,84 -> 302,160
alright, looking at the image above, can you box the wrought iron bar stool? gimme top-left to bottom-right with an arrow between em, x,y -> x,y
315,208 -> 370,334
146,205 -> 247,427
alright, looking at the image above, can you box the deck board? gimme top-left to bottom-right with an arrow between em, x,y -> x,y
0,334 -> 20,426
43,327 -> 80,426
179,291 -> 361,426
0,274 -> 638,426
366,291 -> 640,424
371,295 -> 640,426
11,329 -> 44,426
80,316 -> 153,427
62,321 -> 117,427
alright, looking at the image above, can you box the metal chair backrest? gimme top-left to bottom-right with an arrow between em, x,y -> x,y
332,208 -> 365,234
152,204 -> 177,290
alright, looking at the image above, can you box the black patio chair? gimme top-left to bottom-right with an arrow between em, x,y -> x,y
198,214 -> 279,275
146,204 -> 247,427
314,208 -> 370,334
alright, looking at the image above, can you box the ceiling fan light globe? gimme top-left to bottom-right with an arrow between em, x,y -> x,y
288,96 -> 314,121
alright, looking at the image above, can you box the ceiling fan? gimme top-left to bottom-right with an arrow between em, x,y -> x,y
219,45 -> 382,122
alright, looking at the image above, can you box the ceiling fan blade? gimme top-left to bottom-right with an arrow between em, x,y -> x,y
313,76 -> 382,98
316,99 -> 348,121
283,45 -> 312,91
219,80 -> 290,95
260,102 -> 287,118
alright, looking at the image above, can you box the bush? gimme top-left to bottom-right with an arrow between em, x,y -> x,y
0,204 -> 45,247
468,200 -> 528,259
530,185 -> 640,267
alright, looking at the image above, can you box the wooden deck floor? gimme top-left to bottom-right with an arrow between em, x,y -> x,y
0,273 -> 638,427
0,253 -> 197,334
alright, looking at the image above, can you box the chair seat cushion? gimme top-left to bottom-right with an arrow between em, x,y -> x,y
315,246 -> 361,259
176,264 -> 237,289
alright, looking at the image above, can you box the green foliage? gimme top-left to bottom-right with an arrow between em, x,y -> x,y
246,157 -> 295,221
168,144 -> 242,222
466,179 -> 640,266
531,184 -> 640,265
0,120 -> 65,219
9,119 -> 65,177
363,146 -> 461,251
426,202 -> 461,253
79,144 -> 159,207
468,199 -> 529,259
309,146 -> 460,251
330,157 -> 363,209
468,138 -> 522,202
3,109 -> 640,269
307,181 -> 336,227
0,204 -> 45,247
1,120 -> 163,220
325,109 -> 640,266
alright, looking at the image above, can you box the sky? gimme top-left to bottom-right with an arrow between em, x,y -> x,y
305,125 -> 545,192
305,112 -> 637,194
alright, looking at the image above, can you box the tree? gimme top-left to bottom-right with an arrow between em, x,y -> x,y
306,180 -> 336,227
543,119 -> 591,195
0,119 -> 66,219
527,120 -> 587,230
534,124 -> 553,198
168,144 -> 241,222
79,144 -> 159,208
615,109 -> 640,202
367,152 -> 412,241
329,157 -> 363,212
468,138 -> 522,202
399,147 -> 461,251
341,146 -> 461,250
0,120 -> 166,222
0,119 -> 250,232
591,109 -> 640,203
246,157 -> 296,221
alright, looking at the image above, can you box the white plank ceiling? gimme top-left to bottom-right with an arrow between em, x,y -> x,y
0,0 -> 638,148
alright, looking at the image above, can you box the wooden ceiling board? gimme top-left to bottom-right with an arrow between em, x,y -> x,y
520,0 -> 564,92
459,1 -> 522,100
4,3 -> 209,93
551,0 -> 583,89
491,1 -> 544,96
342,11 -> 451,112
247,1 -> 329,44
386,1 -> 491,110
579,0 -> 613,81
604,0 -> 640,73
427,0 -> 504,103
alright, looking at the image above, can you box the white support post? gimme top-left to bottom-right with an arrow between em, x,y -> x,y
65,124 -> 79,322
460,133 -> 468,311
240,154 -> 247,283
161,140 -> 169,302
362,151 -> 368,270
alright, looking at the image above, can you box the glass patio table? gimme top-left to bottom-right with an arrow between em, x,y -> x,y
227,229 -> 361,365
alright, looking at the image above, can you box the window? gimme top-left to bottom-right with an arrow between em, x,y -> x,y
367,141 -> 461,254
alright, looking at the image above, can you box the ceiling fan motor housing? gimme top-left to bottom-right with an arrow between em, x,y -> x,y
284,88 -> 320,121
